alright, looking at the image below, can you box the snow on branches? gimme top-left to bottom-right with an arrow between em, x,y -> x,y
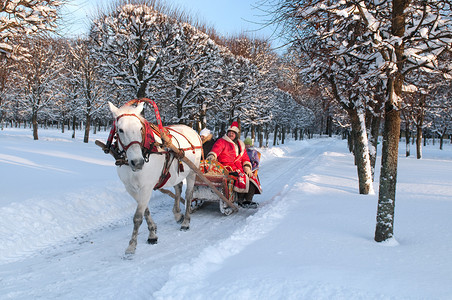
0,0 -> 63,59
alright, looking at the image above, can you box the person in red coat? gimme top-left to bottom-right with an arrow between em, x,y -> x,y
207,121 -> 262,208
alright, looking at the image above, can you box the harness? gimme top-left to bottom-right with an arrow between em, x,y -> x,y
104,98 -> 202,190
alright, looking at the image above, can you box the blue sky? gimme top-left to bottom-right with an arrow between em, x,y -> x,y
169,0 -> 274,38
63,0 -> 283,49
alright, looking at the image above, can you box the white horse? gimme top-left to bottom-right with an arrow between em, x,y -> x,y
108,101 -> 202,255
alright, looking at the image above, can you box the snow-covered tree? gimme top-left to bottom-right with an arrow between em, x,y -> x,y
269,1 -> 376,194
213,54 -> 256,129
225,36 -> 281,140
68,38 -> 106,143
402,51 -> 452,155
0,58 -> 13,128
269,89 -> 296,145
429,71 -> 452,150
152,22 -> 224,125
0,0 -> 64,59
239,71 -> 274,139
268,0 -> 452,241
54,40 -> 79,134
12,36 -> 65,139
90,1 -> 175,101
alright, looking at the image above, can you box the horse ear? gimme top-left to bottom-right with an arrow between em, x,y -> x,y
108,101 -> 119,117
136,102 -> 144,114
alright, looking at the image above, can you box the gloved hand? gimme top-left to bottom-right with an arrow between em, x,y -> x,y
243,165 -> 253,177
206,154 -> 215,162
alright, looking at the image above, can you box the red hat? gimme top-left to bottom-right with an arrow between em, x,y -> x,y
228,121 -> 240,134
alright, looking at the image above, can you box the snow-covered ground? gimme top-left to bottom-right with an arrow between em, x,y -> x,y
0,127 -> 451,300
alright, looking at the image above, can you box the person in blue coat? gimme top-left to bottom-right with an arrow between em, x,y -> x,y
244,137 -> 259,171
241,137 -> 261,208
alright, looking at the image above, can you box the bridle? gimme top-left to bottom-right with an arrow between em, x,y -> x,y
105,98 -> 201,167
115,113 -> 148,152
106,98 -> 162,157
107,112 -> 157,164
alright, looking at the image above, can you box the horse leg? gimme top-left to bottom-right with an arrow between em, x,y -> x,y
144,207 -> 158,244
172,182 -> 184,224
180,172 -> 196,231
125,203 -> 147,255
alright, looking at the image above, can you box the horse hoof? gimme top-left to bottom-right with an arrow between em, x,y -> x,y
147,238 -> 158,244
125,245 -> 136,255
122,253 -> 134,260
180,225 -> 189,231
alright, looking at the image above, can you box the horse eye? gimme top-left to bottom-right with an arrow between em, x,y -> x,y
118,128 -> 124,133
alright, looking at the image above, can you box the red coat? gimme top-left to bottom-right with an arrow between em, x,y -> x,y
208,135 -> 262,194
208,135 -> 252,173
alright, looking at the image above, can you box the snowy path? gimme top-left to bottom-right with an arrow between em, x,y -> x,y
154,140 -> 333,299
0,130 -> 329,299
2,129 -> 451,300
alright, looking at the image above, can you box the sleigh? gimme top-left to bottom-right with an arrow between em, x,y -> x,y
191,160 -> 239,215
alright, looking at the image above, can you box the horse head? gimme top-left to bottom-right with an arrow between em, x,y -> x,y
109,101 -> 146,172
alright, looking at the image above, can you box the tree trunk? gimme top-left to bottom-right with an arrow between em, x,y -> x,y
273,124 -> 278,146
375,81 -> 403,241
375,101 -> 401,242
84,113 -> 91,143
416,125 -> 423,159
32,109 -> 39,140
367,112 -> 381,180
350,126 -> 358,165
347,130 -> 354,153
374,0 -> 408,243
220,123 -> 226,137
326,115 -> 333,137
320,115 -> 324,136
281,126 -> 286,144
371,116 -> 381,174
258,125 -> 263,148
440,128 -> 446,150
72,115 -> 76,139
348,109 -> 374,194
405,122 -> 410,157
237,117 -> 241,138
265,124 -> 269,147
199,103 -> 206,131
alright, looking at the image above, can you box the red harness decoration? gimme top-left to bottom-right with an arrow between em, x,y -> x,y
105,98 -> 203,190
125,98 -> 164,133
105,121 -> 117,152
106,113 -> 157,155
106,98 -> 163,155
